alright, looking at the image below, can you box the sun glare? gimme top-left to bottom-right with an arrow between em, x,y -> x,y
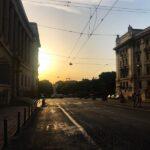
38,48 -> 52,74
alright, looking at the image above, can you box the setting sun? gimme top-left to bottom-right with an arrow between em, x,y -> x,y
38,48 -> 52,74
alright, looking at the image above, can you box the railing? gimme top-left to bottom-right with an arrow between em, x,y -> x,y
0,106 -> 35,149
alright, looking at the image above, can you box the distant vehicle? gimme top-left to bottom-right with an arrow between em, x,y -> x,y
111,95 -> 115,99
115,94 -> 119,99
108,94 -> 119,99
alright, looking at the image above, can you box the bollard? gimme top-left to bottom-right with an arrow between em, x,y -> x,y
3,119 -> 8,147
24,108 -> 26,125
17,112 -> 21,133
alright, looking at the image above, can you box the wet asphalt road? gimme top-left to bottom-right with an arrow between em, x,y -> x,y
6,99 -> 150,150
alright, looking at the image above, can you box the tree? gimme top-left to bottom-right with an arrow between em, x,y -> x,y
99,72 -> 116,100
54,71 -> 116,99
38,80 -> 53,98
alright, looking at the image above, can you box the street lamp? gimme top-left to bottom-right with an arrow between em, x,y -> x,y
135,64 -> 141,94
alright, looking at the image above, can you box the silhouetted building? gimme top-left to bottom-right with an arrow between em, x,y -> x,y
0,0 -> 40,105
114,25 -> 150,100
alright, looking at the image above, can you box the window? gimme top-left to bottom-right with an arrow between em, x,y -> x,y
137,54 -> 140,62
0,64 -> 10,84
21,74 -> 23,87
137,67 -> 141,76
139,81 -> 142,89
147,81 -> 150,86
145,39 -> 149,45
126,82 -> 128,88
145,52 -> 150,61
146,65 -> 150,75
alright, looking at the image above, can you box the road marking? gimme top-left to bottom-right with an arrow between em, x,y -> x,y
57,104 -> 102,150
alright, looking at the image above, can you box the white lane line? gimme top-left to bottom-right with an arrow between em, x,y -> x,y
57,104 -> 102,150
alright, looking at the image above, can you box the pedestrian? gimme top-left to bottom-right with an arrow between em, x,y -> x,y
132,92 -> 137,107
41,94 -> 46,107
135,89 -> 142,108
119,91 -> 124,103
137,91 -> 142,108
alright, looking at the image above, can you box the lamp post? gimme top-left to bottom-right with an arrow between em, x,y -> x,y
136,64 -> 141,90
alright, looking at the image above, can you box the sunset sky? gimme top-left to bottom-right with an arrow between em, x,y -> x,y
22,0 -> 150,83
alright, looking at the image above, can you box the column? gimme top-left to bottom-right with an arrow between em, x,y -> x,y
26,37 -> 29,64
14,17 -> 19,54
25,34 -> 27,63
22,31 -> 25,61
3,0 -> 10,43
18,23 -> 22,57
0,0 -> 3,37
19,24 -> 23,59
9,5 -> 14,51
20,28 -> 23,58
116,52 -> 120,80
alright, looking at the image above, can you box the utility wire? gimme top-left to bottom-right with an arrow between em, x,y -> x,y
23,0 -> 150,13
41,51 -> 115,60
38,24 -> 117,36
72,0 -> 119,60
67,0 -> 103,58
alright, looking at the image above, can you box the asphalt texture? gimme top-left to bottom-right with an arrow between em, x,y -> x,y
5,99 -> 150,150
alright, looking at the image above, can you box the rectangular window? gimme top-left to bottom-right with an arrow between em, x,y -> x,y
0,64 -> 10,84
126,82 -> 128,88
146,52 -> 150,61
9,3 -> 14,51
146,65 -> 150,75
137,54 -> 140,62
21,74 -> 23,87
14,17 -> 19,52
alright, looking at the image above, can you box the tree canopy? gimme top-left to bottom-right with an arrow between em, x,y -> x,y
38,80 -> 53,98
55,72 -> 116,99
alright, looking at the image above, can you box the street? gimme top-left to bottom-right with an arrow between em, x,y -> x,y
6,99 -> 150,150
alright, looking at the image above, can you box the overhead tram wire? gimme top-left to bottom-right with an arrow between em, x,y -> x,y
38,24 -> 117,37
40,51 -> 115,60
67,0 -> 103,59
72,0 -> 120,61
23,0 -> 150,14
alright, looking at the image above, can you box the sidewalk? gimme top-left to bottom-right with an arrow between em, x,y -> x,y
0,106 -> 31,149
0,99 -> 43,150
104,99 -> 150,111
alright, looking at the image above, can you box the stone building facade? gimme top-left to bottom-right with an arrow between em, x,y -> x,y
0,0 -> 40,105
114,25 -> 150,101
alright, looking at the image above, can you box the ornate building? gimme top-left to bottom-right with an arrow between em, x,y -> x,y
0,0 -> 40,105
114,25 -> 150,100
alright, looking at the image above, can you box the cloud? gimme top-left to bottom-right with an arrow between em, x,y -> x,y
23,0 -> 135,14
23,0 -> 82,14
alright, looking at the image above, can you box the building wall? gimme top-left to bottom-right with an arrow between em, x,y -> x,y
0,0 -> 40,105
115,26 -> 150,101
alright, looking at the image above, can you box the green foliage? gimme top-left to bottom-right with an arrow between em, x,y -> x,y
55,72 -> 116,98
38,80 -> 53,98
